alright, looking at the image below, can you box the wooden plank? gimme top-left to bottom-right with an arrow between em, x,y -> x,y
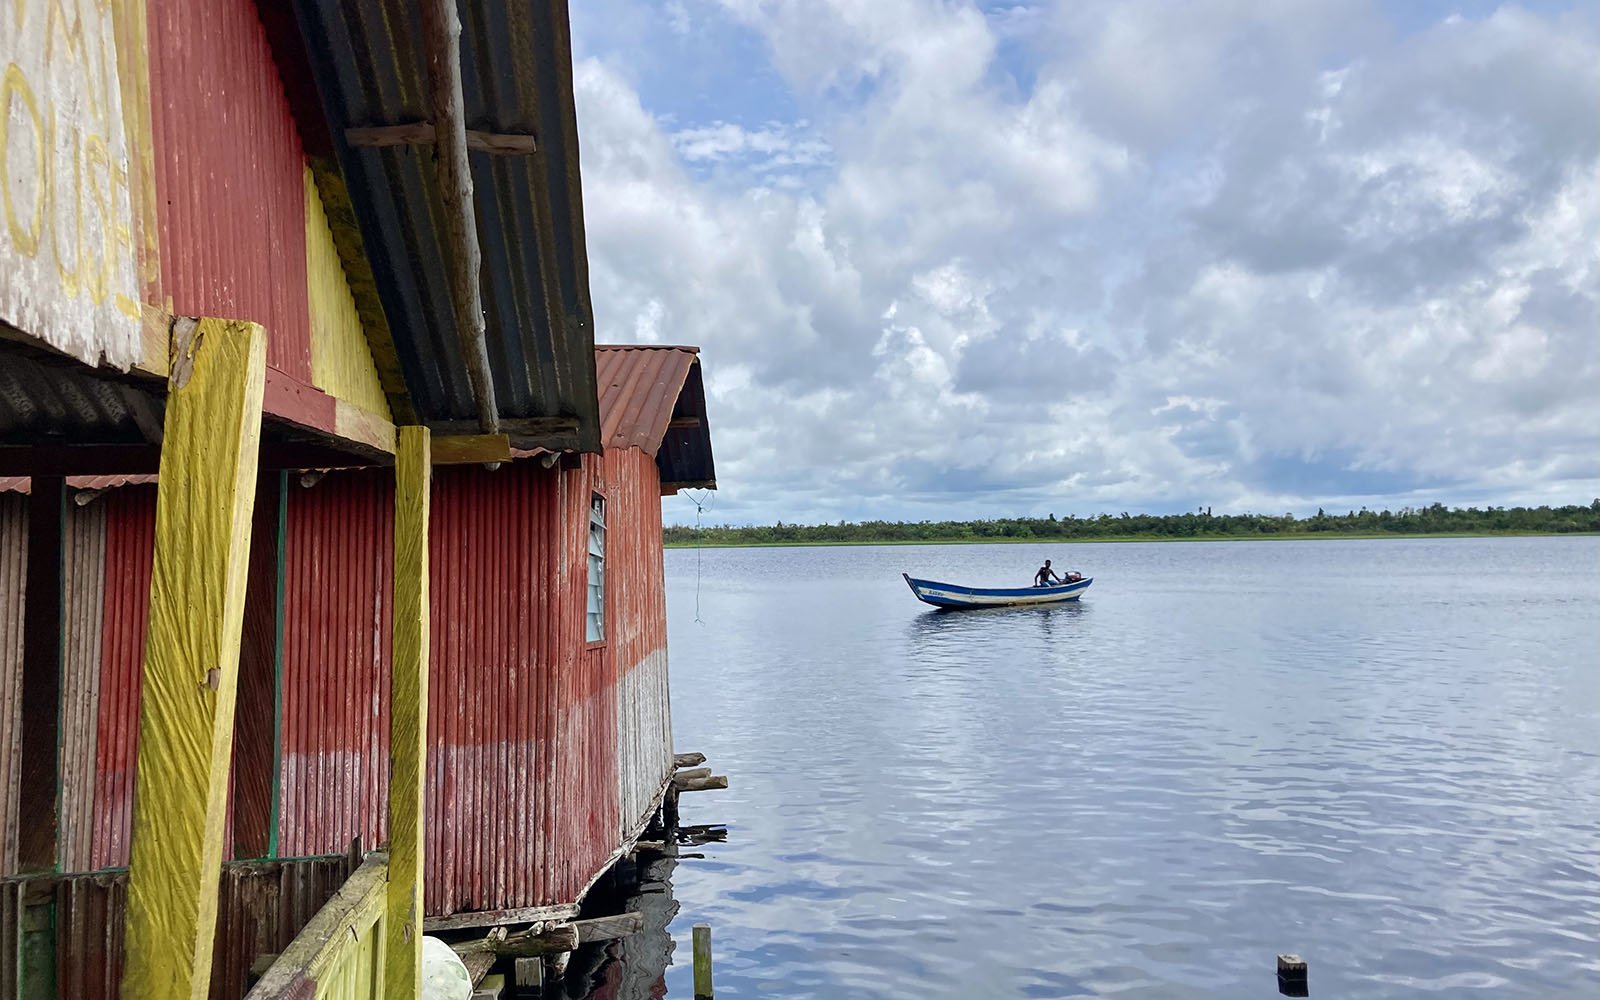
18,900 -> 54,1000
422,903 -> 578,933
471,972 -> 506,999
672,752 -> 706,768
262,367 -> 337,433
427,417 -> 580,438
17,478 -> 62,872
673,775 -> 727,792
333,401 -> 397,455
459,951 -> 496,988
122,318 -> 266,1000
345,123 -> 537,155
454,924 -> 577,959
573,912 -> 643,944
248,856 -> 390,997
385,427 -> 431,998
429,434 -> 512,466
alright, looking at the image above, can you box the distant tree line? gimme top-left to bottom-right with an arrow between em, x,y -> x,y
664,500 -> 1600,547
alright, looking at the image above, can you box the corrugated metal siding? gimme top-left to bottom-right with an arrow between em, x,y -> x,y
278,472 -> 392,858
0,496 -> 25,876
605,449 -> 672,841
209,856 -> 357,1000
60,502 -> 108,872
2,855 -> 356,1000
90,486 -> 157,871
425,459 -> 619,914
53,872 -> 125,1000
304,168 -> 389,419
146,0 -> 311,380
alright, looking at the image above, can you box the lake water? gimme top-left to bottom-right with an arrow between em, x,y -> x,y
643,537 -> 1598,998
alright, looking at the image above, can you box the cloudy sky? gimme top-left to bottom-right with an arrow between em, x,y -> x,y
568,0 -> 1600,526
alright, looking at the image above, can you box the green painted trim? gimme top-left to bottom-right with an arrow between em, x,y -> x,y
19,899 -> 56,997
267,471 -> 287,860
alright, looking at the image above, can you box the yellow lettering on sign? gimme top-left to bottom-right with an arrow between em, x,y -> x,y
1,0 -> 140,367
0,63 -> 45,255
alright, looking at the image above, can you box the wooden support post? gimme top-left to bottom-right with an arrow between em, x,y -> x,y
386,426 -> 432,997
692,923 -> 713,998
121,318 -> 266,999
513,956 -> 541,991
18,477 -> 63,872
1277,953 -> 1308,997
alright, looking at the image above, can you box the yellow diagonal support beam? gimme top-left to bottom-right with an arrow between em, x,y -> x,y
123,318 -> 265,1000
385,425 -> 431,996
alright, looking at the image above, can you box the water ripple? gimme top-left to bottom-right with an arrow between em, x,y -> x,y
656,537 -> 1600,998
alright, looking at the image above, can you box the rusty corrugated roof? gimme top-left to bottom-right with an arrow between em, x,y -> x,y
594,346 -> 715,492
0,476 -> 157,495
596,346 -> 695,453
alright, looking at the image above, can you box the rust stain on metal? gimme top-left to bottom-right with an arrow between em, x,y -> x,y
594,346 -> 700,454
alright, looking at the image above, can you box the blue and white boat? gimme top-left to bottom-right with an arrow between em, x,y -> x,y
902,572 -> 1092,609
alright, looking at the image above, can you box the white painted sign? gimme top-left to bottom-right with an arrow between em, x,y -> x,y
1,0 -> 142,369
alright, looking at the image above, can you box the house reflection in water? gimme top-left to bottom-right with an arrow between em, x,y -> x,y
546,847 -> 681,1000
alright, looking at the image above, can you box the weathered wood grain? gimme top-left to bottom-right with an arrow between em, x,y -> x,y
122,318 -> 266,1000
385,426 -> 432,997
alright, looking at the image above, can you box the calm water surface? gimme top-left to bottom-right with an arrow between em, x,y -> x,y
649,537 -> 1599,998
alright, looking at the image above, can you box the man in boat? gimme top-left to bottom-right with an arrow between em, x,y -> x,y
1035,560 -> 1063,586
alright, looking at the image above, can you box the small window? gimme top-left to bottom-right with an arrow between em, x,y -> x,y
586,493 -> 606,642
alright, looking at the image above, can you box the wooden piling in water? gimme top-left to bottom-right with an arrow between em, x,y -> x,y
692,923 -> 713,998
1277,953 -> 1308,996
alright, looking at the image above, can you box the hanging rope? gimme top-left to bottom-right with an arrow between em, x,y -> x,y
682,490 -> 714,625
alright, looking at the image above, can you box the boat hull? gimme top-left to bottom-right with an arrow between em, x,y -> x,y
902,573 -> 1092,609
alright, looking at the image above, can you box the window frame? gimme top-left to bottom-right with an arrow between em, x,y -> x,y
585,491 -> 607,645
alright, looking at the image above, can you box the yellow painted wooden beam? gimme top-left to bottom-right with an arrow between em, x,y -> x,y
249,854 -> 391,996
122,318 -> 266,1000
385,425 -> 431,997
429,433 -> 511,466
334,399 -> 398,455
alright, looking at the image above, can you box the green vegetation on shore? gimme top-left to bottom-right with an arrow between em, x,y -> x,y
665,501 -> 1600,548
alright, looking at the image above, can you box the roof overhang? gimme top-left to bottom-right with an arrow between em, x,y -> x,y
290,0 -> 600,452
594,345 -> 716,494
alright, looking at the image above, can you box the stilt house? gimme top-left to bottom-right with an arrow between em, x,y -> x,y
0,1 -> 715,997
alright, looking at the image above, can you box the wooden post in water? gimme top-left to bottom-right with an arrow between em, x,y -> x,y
692,923 -> 713,998
1277,954 -> 1308,996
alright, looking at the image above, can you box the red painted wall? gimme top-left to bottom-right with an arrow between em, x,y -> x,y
20,447 -> 674,923
89,486 -> 156,871
146,0 -> 311,380
276,471 -> 393,858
